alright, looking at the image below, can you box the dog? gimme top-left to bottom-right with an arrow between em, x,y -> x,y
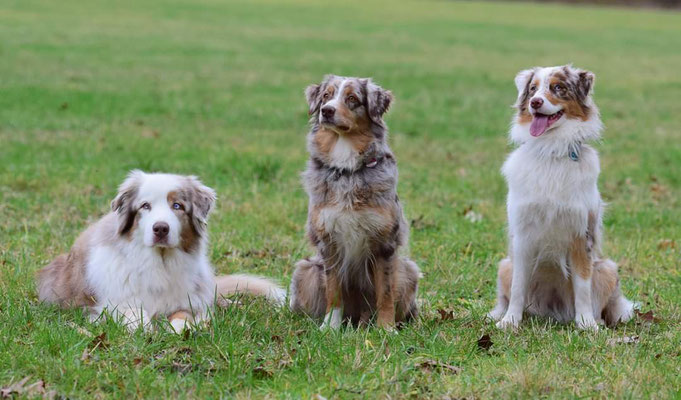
488,65 -> 635,330
289,75 -> 420,330
37,170 -> 285,332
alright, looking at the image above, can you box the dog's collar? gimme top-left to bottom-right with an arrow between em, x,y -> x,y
568,141 -> 582,162
315,155 -> 384,179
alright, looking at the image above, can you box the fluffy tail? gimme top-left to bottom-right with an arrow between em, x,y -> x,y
214,274 -> 286,306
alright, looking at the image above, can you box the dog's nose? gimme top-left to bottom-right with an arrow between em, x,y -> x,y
321,106 -> 335,119
153,222 -> 169,238
530,98 -> 544,110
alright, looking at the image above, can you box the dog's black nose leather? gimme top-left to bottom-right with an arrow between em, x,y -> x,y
530,98 -> 544,109
153,222 -> 169,238
321,106 -> 335,119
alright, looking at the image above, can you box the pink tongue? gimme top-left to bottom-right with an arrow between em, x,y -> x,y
530,115 -> 549,137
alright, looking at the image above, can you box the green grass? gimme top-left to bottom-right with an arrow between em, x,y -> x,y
1,0 -> 680,397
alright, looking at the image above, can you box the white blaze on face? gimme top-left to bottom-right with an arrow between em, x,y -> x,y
318,78 -> 350,126
135,174 -> 183,248
528,67 -> 566,137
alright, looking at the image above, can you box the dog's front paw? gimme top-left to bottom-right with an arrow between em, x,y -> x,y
320,308 -> 342,330
576,315 -> 599,331
487,308 -> 506,322
496,313 -> 521,330
170,318 -> 190,334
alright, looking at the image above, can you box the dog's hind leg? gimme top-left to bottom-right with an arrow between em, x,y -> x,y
289,256 -> 326,319
395,257 -> 420,324
597,259 -> 635,327
488,258 -> 512,321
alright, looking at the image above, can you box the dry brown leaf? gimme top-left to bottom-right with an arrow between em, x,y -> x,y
417,359 -> 461,374
89,332 -> 109,351
477,334 -> 493,351
1,377 -> 55,399
437,309 -> 454,321
636,310 -> 661,323
657,239 -> 676,250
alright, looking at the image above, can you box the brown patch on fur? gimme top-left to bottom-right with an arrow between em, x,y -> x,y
168,310 -> 193,322
324,271 -> 342,312
498,258 -> 512,297
546,88 -> 588,121
546,72 -> 589,121
593,259 -> 618,306
373,257 -> 396,328
37,226 -> 98,308
313,128 -> 339,155
167,190 -> 199,253
570,236 -> 593,279
516,78 -> 539,124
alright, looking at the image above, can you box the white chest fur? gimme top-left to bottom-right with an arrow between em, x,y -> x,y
328,136 -> 359,171
317,206 -> 391,265
85,240 -> 214,318
503,144 -> 602,257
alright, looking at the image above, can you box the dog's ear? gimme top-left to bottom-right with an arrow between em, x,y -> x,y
364,79 -> 393,123
514,68 -> 536,94
111,170 -> 144,235
576,69 -> 595,99
305,83 -> 322,116
186,176 -> 217,236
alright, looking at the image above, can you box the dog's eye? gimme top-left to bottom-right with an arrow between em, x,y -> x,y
141,202 -> 151,210
530,85 -> 537,92
347,95 -> 358,104
553,84 -> 564,92
322,92 -> 331,101
172,202 -> 184,211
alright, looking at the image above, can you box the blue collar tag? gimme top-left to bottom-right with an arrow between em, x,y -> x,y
568,142 -> 581,162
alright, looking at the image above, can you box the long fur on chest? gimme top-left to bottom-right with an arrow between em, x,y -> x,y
304,158 -> 404,286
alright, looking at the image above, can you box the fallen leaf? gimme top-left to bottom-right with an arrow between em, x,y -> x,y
59,102 -> 68,110
657,239 -> 676,250
636,310 -> 661,323
1,377 -> 55,399
417,359 -> 461,374
437,309 -> 454,321
606,335 -> 639,346
477,334 -> 493,351
252,366 -> 272,379
89,332 -> 109,351
271,335 -> 283,343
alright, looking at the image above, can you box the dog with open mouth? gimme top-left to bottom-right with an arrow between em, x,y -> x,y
488,65 -> 635,330
289,75 -> 420,330
37,170 -> 285,332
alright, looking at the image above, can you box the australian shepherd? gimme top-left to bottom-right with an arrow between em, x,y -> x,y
37,170 -> 284,332
289,75 -> 420,330
488,65 -> 635,330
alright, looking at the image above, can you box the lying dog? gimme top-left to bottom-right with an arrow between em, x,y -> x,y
289,75 -> 420,330
37,170 -> 284,332
488,65 -> 635,330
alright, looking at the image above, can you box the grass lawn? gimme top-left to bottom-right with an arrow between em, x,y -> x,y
1,0 -> 680,397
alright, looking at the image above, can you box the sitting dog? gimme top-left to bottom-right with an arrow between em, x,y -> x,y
488,65 -> 635,330
37,170 -> 284,332
289,75 -> 420,330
